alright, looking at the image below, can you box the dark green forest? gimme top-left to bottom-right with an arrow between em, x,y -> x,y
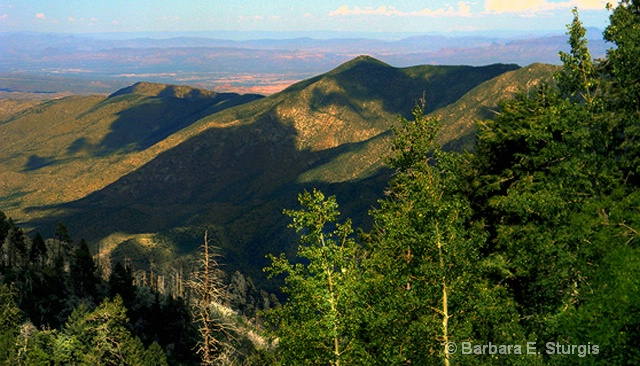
0,217 -> 279,365
265,3 -> 640,365
2,2 -> 640,365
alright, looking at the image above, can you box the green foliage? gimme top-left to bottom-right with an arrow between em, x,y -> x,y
263,4 -> 640,365
602,1 -> 640,185
144,341 -> 170,366
0,285 -> 21,331
0,215 -> 198,364
108,261 -> 136,306
363,106 -> 528,365
469,4 -> 640,364
557,8 -> 599,105
13,323 -> 58,366
38,295 -> 171,366
28,232 -> 47,267
0,213 -> 10,255
603,0 -> 640,109
70,239 -> 99,300
3,297 -> 171,366
266,189 -> 368,365
0,284 -> 21,363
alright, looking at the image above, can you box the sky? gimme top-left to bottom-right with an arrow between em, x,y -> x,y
0,0 -> 613,37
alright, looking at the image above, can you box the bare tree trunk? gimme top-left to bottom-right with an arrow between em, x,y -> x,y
435,221 -> 451,366
320,232 -> 342,366
188,231 -> 236,365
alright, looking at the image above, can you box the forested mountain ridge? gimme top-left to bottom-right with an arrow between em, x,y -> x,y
0,57 -> 555,285
2,2 -> 640,364
0,83 -> 262,221
263,5 -> 640,365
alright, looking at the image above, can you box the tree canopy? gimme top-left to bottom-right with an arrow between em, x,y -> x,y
266,2 -> 640,365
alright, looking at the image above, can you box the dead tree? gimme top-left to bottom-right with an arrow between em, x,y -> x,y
187,230 -> 236,365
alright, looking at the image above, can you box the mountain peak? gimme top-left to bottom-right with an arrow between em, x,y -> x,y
108,82 -> 216,99
328,55 -> 392,74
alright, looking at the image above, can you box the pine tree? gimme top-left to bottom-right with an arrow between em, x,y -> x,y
53,222 -> 71,262
557,8 -> 599,105
28,232 -> 47,269
5,225 -> 27,269
143,341 -> 169,366
58,295 -> 157,365
70,239 -> 98,300
603,0 -> 640,184
0,212 -> 10,253
0,284 -> 22,362
363,105 -> 526,365
109,261 -> 136,306
468,5 -> 640,363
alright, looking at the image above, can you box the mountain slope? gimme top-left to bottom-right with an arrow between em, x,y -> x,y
437,63 -> 559,150
1,56 -> 554,285
0,83 -> 262,217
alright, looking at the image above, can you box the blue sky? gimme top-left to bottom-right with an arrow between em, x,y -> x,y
0,0 -> 612,35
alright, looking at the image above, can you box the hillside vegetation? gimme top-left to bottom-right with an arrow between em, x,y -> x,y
0,57 -> 556,284
2,2 -> 639,364
0,84 -> 262,219
263,6 -> 640,365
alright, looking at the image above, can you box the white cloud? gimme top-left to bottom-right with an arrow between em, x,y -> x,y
483,0 -> 608,14
0,13 -> 8,20
329,2 -> 473,17
68,17 -> 76,22
412,2 -> 472,17
35,13 -> 46,19
329,5 -> 403,16
572,0 -> 610,10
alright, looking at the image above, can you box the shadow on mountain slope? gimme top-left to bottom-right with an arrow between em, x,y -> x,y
96,88 -> 263,153
304,57 -> 520,117
25,112 -> 390,283
22,155 -> 56,171
17,58 -> 533,286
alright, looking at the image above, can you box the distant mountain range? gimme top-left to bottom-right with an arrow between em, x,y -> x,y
0,56 -> 556,286
0,31 -> 600,94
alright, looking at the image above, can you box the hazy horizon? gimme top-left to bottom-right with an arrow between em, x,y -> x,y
0,27 -> 606,41
0,1 -> 612,36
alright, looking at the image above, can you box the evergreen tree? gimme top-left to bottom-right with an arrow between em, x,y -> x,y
70,239 -> 98,300
0,284 -> 21,363
557,8 -> 599,105
603,0 -> 640,184
12,322 -> 57,365
468,4 -> 640,363
143,341 -> 169,366
0,212 -> 10,249
58,295 -> 162,365
109,261 -> 137,307
362,105 -> 527,365
28,232 -> 47,269
54,222 -> 72,261
5,225 -> 27,269
603,0 -> 640,109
